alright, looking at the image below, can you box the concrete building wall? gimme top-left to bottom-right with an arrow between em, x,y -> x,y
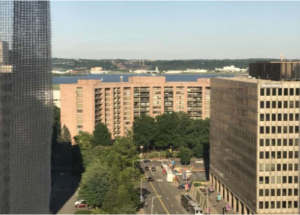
0,41 -> 9,65
210,76 -> 300,214
60,76 -> 211,141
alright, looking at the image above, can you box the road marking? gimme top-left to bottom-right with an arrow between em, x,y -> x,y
146,173 -> 170,215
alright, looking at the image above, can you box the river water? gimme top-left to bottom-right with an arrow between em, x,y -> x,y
53,73 -> 238,84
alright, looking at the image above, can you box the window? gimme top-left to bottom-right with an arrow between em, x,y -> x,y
260,127 -> 264,134
289,151 -> 293,158
277,176 -> 281,183
296,126 -> 299,133
277,126 -> 282,133
266,114 -> 270,121
259,189 -> 264,196
271,201 -> 275,209
77,125 -> 83,129
259,177 -> 264,184
271,152 -> 276,159
296,88 -> 300,95
259,164 -> 264,171
288,201 -> 292,209
272,101 -> 277,108
296,114 -> 299,121
272,88 -> 276,95
265,189 -> 269,196
260,89 -> 264,96
265,164 -> 270,171
283,152 -> 287,159
283,139 -> 287,146
290,88 -> 294,95
283,126 -> 287,133
278,101 -> 282,108
272,114 -> 276,121
284,114 -> 288,121
260,139 -> 264,146
265,202 -> 269,209
266,151 -> 269,159
265,176 -> 269,184
289,101 -> 294,108
277,151 -> 281,158
283,189 -> 287,196
260,114 -> 264,121
266,89 -> 270,96
266,127 -> 270,134
284,88 -> 288,95
296,139 -> 299,146
289,114 -> 294,121
295,176 -> 298,183
289,163 -> 293,171
278,113 -> 282,121
77,109 -> 83,113
278,139 -> 281,146
260,101 -> 264,108
272,126 -> 276,133
266,139 -> 270,146
294,201 -> 298,209
295,164 -> 299,171
260,152 -> 264,159
266,101 -> 270,108
282,163 -> 287,171
296,101 -> 300,108
277,164 -> 281,171
272,139 -> 276,146
288,176 -> 293,184
283,176 -> 287,183
277,201 -> 281,209
277,189 -> 281,196
259,202 -> 263,209
295,189 -> 298,196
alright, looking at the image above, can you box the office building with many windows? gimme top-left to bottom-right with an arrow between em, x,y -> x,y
210,61 -> 300,214
60,76 -> 210,139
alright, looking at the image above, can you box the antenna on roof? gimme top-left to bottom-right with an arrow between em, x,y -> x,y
281,54 -> 284,61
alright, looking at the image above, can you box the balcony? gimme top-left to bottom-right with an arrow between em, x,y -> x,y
140,93 -> 149,97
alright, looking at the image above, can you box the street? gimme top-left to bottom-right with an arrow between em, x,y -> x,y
139,161 -> 189,215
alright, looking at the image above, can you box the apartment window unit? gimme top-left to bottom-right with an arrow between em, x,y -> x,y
278,101 -> 282,108
260,89 -> 264,96
284,101 -> 288,108
76,104 -> 83,108
289,101 -> 294,108
272,88 -> 276,95
259,189 -> 263,196
266,139 -> 270,146
259,202 -> 263,209
260,139 -> 264,146
296,101 -> 300,108
77,125 -> 83,129
296,88 -> 300,95
76,93 -> 83,97
277,164 -> 281,171
295,189 -> 298,196
76,87 -> 83,91
283,176 -> 287,183
271,201 -> 275,209
265,189 -> 269,196
277,201 -> 281,209
284,88 -> 288,95
77,109 -> 83,113
265,152 -> 269,159
266,114 -> 270,121
266,88 -> 270,96
290,88 -> 294,95
265,202 -> 269,209
266,101 -> 270,108
296,164 -> 299,171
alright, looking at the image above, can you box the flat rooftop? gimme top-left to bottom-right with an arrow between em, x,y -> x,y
215,76 -> 300,84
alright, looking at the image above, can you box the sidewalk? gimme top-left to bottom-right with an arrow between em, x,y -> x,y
208,189 -> 237,214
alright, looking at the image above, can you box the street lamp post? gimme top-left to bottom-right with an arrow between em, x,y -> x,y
151,196 -> 161,215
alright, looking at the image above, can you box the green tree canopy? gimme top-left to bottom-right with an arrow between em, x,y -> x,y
78,160 -> 111,207
60,124 -> 71,143
179,147 -> 192,165
74,131 -> 94,148
93,122 -> 112,146
133,114 -> 157,150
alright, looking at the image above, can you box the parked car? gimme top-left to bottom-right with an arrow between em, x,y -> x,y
75,199 -> 87,208
151,166 -> 156,171
178,183 -> 191,190
144,166 -> 149,171
143,159 -> 151,163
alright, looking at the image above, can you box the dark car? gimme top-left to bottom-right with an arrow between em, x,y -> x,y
178,183 -> 191,190
151,167 -> 156,171
144,166 -> 149,171
147,176 -> 154,181
143,159 -> 151,163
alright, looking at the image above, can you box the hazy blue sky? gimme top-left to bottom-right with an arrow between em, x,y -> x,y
51,1 -> 300,60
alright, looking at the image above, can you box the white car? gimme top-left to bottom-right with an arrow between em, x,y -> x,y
75,199 -> 87,207
195,160 -> 204,164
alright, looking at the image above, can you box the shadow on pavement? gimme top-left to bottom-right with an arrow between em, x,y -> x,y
50,143 -> 84,214
203,143 -> 210,181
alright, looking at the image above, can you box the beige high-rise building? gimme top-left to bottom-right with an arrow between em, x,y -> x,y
0,41 -> 9,65
60,76 -> 210,140
210,61 -> 300,214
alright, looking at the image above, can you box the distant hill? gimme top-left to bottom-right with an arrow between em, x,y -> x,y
52,58 -> 299,71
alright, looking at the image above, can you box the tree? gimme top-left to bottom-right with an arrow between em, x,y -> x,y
179,147 -> 192,165
79,160 -> 111,207
52,106 -> 61,144
74,131 -> 94,148
60,124 -> 71,143
93,122 -> 112,146
193,144 -> 204,158
133,115 -> 157,150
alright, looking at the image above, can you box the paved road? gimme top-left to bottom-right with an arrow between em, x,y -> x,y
140,161 -> 188,215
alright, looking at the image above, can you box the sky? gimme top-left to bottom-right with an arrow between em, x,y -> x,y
51,1 -> 300,60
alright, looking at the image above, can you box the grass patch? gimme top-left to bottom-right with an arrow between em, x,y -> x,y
75,210 -> 91,214
53,84 -> 60,90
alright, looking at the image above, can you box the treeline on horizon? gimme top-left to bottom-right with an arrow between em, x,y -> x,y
52,58 -> 294,71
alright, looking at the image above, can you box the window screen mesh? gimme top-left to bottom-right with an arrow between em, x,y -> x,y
0,1 -> 52,213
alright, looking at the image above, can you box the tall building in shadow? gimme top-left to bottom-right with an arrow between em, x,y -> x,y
0,1 -> 52,213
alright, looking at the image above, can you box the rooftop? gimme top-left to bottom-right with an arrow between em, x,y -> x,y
216,76 -> 300,84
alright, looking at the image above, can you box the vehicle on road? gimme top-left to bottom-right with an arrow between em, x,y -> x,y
142,159 -> 151,163
75,199 -> 87,208
178,183 -> 191,189
144,166 -> 149,171
151,166 -> 156,171
195,159 -> 204,164
146,176 -> 154,182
